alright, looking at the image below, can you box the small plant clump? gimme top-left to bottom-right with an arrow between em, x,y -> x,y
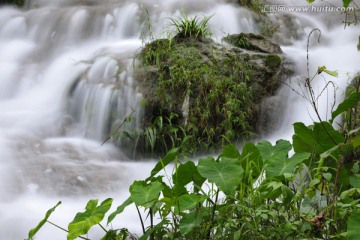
169,14 -> 213,40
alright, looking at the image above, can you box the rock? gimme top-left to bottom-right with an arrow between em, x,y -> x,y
133,33 -> 293,155
223,33 -> 283,54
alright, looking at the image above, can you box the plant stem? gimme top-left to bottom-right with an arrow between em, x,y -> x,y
98,223 -> 107,233
136,205 -> 146,234
47,221 -> 90,240
150,208 -> 154,240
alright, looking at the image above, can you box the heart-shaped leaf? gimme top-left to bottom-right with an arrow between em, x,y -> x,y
175,194 -> 207,214
256,140 -> 291,163
130,181 -> 163,207
197,157 -> 243,195
265,152 -> 310,179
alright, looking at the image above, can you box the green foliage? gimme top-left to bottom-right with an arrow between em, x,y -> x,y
331,92 -> 360,123
68,199 -> 112,240
265,54 -> 282,72
343,0 -> 353,8
347,209 -> 360,239
169,14 -> 213,40
139,36 -> 255,154
197,156 -> 243,194
129,181 -> 163,207
28,117 -> 360,239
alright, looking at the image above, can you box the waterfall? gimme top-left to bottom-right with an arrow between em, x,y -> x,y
0,0 -> 359,239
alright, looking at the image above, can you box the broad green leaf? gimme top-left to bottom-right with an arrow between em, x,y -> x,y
147,147 -> 179,180
343,0 -> 352,8
107,197 -> 133,224
179,211 -> 207,235
307,0 -> 315,3
348,209 -> 360,240
331,92 -> 360,123
357,36 -> 360,51
350,174 -> 360,188
175,194 -> 207,214
265,152 -> 310,178
67,198 -> 112,240
28,201 -> 61,239
256,140 -> 291,162
281,185 -> 294,205
221,144 -> 240,158
139,219 -> 169,240
172,161 -> 205,188
293,122 -> 343,154
130,181 -> 163,207
292,122 -> 315,153
197,157 -> 243,195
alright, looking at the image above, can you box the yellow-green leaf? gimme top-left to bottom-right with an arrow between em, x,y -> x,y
67,198 -> 112,240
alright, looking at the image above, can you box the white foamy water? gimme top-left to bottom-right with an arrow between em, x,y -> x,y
0,0 -> 359,239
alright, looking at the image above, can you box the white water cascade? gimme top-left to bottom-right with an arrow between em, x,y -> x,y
0,0 -> 359,239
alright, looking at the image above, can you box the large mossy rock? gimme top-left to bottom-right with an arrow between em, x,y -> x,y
134,33 -> 292,155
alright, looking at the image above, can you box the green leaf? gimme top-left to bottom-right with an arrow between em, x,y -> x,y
323,69 -> 338,77
179,210 -> 207,235
28,201 -> 61,239
323,172 -> 332,181
357,36 -> 360,51
221,144 -> 240,158
175,194 -> 207,214
350,174 -> 360,188
67,198 -> 112,240
256,140 -> 291,162
293,122 -> 343,154
130,181 -> 163,207
147,147 -> 179,180
348,209 -> 360,240
331,92 -> 360,123
172,161 -> 205,188
265,152 -> 310,178
343,0 -> 352,8
107,197 -> 133,224
197,157 -> 243,195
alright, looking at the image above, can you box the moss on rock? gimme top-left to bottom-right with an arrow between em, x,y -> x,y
133,33 -> 291,156
265,54 -> 282,72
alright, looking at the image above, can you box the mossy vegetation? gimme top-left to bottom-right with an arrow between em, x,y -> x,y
137,37 -> 255,155
122,17 -> 289,157
265,54 -> 282,72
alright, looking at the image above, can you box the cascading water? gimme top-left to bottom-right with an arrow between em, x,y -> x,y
0,0 -> 359,239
